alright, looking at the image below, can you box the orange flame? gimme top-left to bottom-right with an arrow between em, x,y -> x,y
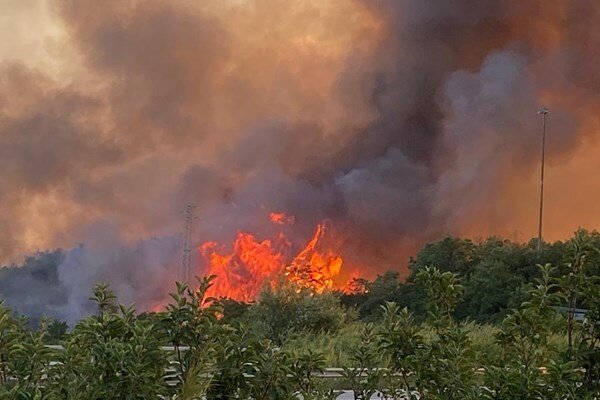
200,233 -> 287,302
200,217 -> 343,300
150,304 -> 163,313
286,223 -> 342,293
269,212 -> 295,225
341,273 -> 370,295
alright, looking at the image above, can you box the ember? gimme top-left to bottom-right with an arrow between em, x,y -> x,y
269,212 -> 295,225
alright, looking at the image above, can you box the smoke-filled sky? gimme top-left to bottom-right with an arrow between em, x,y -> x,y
1,0 -> 599,322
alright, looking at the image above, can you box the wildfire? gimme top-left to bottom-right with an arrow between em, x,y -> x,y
200,215 -> 343,301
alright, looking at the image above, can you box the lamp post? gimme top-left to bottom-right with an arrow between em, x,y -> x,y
536,107 -> 549,257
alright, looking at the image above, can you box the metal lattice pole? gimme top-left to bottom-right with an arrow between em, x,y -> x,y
537,107 -> 549,257
180,204 -> 197,284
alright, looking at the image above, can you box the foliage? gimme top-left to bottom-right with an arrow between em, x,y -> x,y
340,324 -> 382,400
289,349 -> 335,400
206,325 -> 255,399
559,230 -> 600,393
45,284 -> 168,399
159,276 -> 220,392
342,233 -> 593,323
483,264 -> 560,398
249,282 -> 348,344
44,319 -> 68,344
217,298 -> 251,327
460,261 -> 525,322
340,271 -> 407,322
483,258 -> 599,399
378,302 -> 423,397
283,323 -> 362,367
376,266 -> 478,400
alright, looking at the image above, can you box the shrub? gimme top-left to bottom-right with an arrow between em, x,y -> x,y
249,282 -> 348,344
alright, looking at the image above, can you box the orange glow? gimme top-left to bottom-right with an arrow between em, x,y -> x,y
200,217 -> 344,300
150,304 -> 163,313
269,212 -> 295,225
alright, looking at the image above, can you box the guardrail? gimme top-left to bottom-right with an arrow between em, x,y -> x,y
45,345 -> 352,379
43,345 -> 555,379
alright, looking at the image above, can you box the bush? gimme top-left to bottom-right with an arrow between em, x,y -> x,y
248,282 -> 349,344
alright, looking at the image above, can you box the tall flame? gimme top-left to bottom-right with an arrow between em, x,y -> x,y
286,223 -> 342,293
200,215 -> 343,300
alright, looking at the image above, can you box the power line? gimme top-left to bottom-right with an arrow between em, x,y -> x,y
537,107 -> 549,257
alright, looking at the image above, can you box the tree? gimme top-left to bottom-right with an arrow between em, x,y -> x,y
341,324 -> 382,400
410,237 -> 478,277
249,282 -> 347,344
378,267 -> 478,400
45,283 -> 168,399
45,319 -> 68,344
484,264 -> 573,399
459,261 -> 525,322
289,349 -> 334,400
558,229 -> 600,393
159,276 -> 220,396
344,271 -> 404,321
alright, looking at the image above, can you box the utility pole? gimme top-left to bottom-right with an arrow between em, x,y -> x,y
537,107 -> 549,257
180,204 -> 197,284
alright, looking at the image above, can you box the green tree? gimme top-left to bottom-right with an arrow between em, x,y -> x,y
159,276 -> 221,396
416,267 -> 477,400
46,283 -> 167,399
377,302 -> 424,399
377,267 -> 477,400
250,282 -> 347,344
341,324 -> 382,400
557,230 -> 600,394
44,318 -> 68,344
460,261 -> 525,322
409,237 -> 478,277
484,264 -> 563,399
0,301 -> 20,386
289,349 -> 334,400
0,314 -> 56,399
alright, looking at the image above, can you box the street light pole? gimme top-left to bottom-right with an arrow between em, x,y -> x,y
537,107 -> 549,257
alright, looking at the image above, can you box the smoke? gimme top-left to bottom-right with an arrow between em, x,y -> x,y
1,224 -> 181,325
0,0 -> 598,320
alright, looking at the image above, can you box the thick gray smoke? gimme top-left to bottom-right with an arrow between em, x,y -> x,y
1,227 -> 181,325
0,0 -> 597,322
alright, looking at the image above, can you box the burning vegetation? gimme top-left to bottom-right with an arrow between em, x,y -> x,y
200,214 -> 344,301
285,223 -> 343,293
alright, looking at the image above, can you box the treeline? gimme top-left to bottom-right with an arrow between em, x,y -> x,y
338,230 -> 600,323
0,249 -> 69,327
2,230 -> 599,328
